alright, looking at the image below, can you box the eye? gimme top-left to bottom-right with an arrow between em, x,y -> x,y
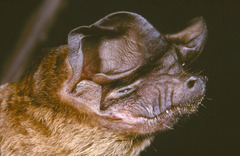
117,87 -> 135,96
118,87 -> 132,93
104,86 -> 135,103
105,79 -> 142,101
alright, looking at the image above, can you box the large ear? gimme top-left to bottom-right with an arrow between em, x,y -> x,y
165,17 -> 207,65
67,11 -> 168,85
68,26 -> 86,88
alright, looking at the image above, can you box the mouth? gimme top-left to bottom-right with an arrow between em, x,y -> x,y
141,95 -> 205,132
131,95 -> 204,125
148,96 -> 205,133
97,95 -> 205,134
152,95 -> 205,119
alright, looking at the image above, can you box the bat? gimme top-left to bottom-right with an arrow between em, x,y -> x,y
0,11 -> 207,155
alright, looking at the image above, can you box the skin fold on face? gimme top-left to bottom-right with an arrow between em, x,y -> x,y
64,11 -> 208,134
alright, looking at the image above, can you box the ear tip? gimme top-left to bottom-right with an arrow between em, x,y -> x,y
68,26 -> 90,37
190,16 -> 207,28
194,16 -> 205,21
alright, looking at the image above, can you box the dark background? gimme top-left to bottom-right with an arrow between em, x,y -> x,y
0,0 -> 239,156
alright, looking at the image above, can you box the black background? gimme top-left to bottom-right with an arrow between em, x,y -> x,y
0,0 -> 239,156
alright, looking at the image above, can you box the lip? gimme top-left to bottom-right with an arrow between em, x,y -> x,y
159,99 -> 200,118
134,95 -> 204,120
147,97 -> 203,131
99,95 -> 204,133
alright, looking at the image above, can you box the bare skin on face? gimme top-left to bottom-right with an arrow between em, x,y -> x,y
0,11 -> 208,155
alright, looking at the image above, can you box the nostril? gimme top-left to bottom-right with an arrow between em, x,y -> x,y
186,77 -> 197,89
187,80 -> 196,88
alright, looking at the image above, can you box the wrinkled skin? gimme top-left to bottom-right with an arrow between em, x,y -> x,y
0,11 -> 208,155
64,12 -> 208,134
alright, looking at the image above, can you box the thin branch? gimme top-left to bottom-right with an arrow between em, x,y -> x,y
0,0 -> 65,84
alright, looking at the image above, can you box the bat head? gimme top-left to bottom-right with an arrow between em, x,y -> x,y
64,11 -> 207,134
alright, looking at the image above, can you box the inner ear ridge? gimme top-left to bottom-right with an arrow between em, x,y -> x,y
92,65 -> 140,84
165,17 -> 207,64
165,16 -> 207,43
67,32 -> 85,89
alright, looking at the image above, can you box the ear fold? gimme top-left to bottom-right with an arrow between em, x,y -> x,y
68,27 -> 86,87
165,17 -> 208,65
68,11 -> 168,85
68,23 -> 122,87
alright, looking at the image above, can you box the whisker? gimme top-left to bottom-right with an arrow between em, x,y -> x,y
205,97 -> 213,100
196,70 -> 204,75
177,107 -> 182,116
200,103 -> 207,108
184,67 -> 193,73
163,124 -> 173,130
153,146 -> 158,152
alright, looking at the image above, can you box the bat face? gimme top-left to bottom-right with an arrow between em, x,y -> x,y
0,11 -> 208,156
99,51 -> 207,134
63,12 -> 208,134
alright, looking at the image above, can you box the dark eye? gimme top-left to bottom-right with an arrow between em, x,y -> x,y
105,79 -> 142,101
118,87 -> 132,94
117,87 -> 135,97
